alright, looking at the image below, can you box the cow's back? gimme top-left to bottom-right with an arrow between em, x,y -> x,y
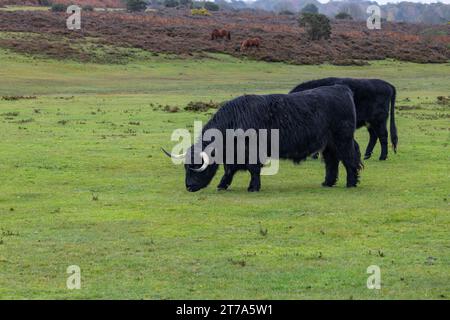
281,85 -> 355,128
290,78 -> 394,124
273,85 -> 356,157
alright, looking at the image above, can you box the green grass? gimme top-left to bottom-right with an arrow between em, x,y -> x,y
0,49 -> 449,299
0,5 -> 50,11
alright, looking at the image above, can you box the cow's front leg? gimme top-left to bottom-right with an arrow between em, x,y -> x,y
247,165 -> 261,192
322,145 -> 339,187
217,165 -> 237,190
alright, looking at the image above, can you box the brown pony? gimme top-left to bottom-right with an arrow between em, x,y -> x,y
240,38 -> 261,51
211,29 -> 231,41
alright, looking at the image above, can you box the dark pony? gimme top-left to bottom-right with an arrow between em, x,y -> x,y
241,38 -> 260,51
211,29 -> 231,40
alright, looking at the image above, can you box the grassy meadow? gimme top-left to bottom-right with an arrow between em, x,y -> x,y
0,48 -> 449,299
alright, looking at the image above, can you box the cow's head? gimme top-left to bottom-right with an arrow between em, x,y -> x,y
162,146 -> 218,192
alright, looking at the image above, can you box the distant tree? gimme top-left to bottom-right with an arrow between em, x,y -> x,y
204,1 -> 219,11
191,1 -> 204,9
340,3 -> 364,21
51,3 -> 66,12
279,10 -> 295,16
39,0 -> 53,6
274,2 -> 295,13
82,5 -> 94,11
164,0 -> 179,7
335,12 -> 353,20
126,0 -> 148,12
301,3 -> 319,14
179,0 -> 192,7
299,12 -> 331,41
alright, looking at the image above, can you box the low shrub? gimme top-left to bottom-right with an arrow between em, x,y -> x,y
185,100 -> 222,112
436,96 -> 450,105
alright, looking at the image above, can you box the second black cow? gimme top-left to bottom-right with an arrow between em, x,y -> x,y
290,78 -> 398,160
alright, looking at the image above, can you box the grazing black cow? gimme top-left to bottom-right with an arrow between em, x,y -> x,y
290,78 -> 398,160
163,85 -> 363,192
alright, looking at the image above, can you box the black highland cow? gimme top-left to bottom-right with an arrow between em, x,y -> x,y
163,85 -> 363,192
290,78 -> 398,160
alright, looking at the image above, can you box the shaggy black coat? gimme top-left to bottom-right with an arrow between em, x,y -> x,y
290,78 -> 398,160
184,85 -> 362,192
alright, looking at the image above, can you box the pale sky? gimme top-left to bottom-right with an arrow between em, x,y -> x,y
315,0 -> 450,4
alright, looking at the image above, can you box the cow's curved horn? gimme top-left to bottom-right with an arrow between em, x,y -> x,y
190,152 -> 210,172
161,148 -> 186,160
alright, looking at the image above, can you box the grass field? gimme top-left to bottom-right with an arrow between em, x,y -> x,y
0,5 -> 50,11
0,48 -> 449,299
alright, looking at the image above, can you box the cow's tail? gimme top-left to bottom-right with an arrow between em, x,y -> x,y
354,139 -> 364,171
390,85 -> 398,153
353,139 -> 363,186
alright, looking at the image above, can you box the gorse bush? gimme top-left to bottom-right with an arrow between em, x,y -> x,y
299,12 -> 331,41
191,8 -> 211,16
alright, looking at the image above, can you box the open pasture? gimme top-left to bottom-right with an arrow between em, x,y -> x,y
0,49 -> 449,299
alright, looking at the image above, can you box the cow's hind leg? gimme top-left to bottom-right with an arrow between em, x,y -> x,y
247,165 -> 261,192
364,126 -> 378,160
374,121 -> 389,160
322,145 -> 339,187
217,165 -> 238,190
337,139 -> 362,188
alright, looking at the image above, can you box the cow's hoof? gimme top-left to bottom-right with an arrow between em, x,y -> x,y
364,154 -> 372,160
346,184 -> 357,188
217,185 -> 229,191
321,182 -> 335,187
247,186 -> 260,192
379,156 -> 387,161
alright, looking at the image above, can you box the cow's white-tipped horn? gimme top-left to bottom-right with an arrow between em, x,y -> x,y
190,152 -> 210,172
161,148 -> 186,160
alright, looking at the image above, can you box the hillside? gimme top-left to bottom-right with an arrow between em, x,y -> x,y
0,0 -> 124,7
220,0 -> 450,25
0,9 -> 448,65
